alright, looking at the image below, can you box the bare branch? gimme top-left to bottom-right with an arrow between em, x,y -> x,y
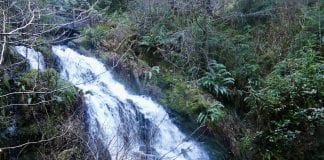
0,10 -> 6,64
0,99 -> 56,109
7,1 -> 35,34
0,124 -> 71,151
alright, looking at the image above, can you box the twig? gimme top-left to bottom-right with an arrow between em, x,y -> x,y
0,125 -> 71,150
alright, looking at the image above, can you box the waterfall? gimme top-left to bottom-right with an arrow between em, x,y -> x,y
52,45 -> 209,160
15,46 -> 46,71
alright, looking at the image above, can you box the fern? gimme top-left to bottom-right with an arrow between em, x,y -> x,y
197,101 -> 224,124
198,61 -> 235,97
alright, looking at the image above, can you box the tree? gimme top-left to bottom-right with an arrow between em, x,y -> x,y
0,0 -> 95,158
0,0 -> 93,65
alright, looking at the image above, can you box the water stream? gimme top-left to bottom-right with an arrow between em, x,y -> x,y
16,45 -> 210,160
15,46 -> 46,71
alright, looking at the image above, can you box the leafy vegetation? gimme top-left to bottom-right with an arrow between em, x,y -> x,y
0,50 -> 85,159
197,101 -> 225,125
83,0 -> 323,159
246,44 -> 323,159
198,61 -> 235,97
0,0 -> 322,159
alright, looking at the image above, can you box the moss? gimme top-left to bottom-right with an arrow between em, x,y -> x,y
15,122 -> 40,138
158,70 -> 214,116
0,67 -> 81,157
57,147 -> 79,160
239,135 -> 254,156
19,69 -> 78,106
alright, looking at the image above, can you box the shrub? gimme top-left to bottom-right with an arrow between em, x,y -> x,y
247,45 -> 324,159
198,61 -> 235,97
197,101 -> 225,125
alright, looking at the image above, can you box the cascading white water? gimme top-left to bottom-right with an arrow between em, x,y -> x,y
52,45 -> 209,160
15,46 -> 46,71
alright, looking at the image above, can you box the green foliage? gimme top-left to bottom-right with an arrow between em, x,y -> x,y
78,12 -> 133,51
246,44 -> 324,158
197,101 -> 224,124
107,11 -> 133,26
235,0 -> 275,13
95,0 -> 128,14
301,3 -> 324,33
18,69 -> 78,107
84,0 -> 324,159
0,66 -> 82,159
159,71 -> 214,115
145,66 -> 160,80
207,25 -> 260,87
141,25 -> 171,48
239,135 -> 254,156
198,61 -> 235,97
80,24 -> 110,49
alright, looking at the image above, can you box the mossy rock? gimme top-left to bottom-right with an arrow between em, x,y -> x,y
57,147 -> 79,160
157,70 -> 214,116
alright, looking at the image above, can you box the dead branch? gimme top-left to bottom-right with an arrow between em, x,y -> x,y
0,10 -> 6,64
0,124 -> 71,151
